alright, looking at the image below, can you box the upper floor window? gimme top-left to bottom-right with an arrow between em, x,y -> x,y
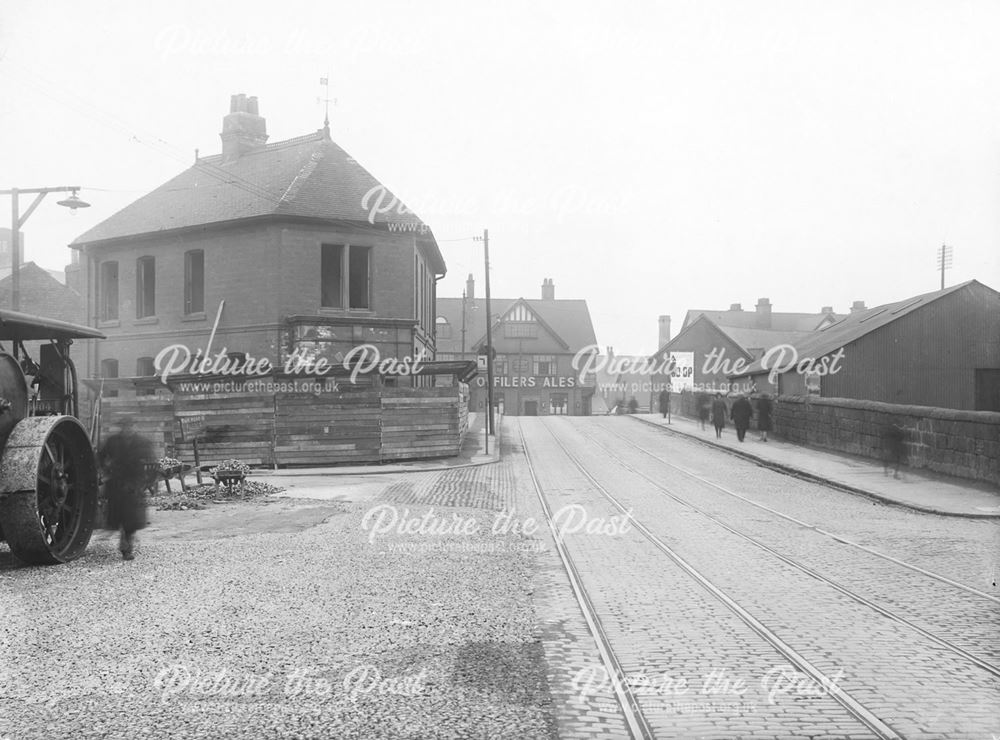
322,244 -> 370,310
184,250 -> 204,315
136,256 -> 155,318
504,322 -> 537,338
534,355 -> 556,376
435,316 -> 452,339
100,261 -> 119,322
511,357 -> 530,374
349,246 -> 371,309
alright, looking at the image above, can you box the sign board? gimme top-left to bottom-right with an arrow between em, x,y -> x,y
176,415 -> 206,442
668,352 -> 695,392
477,355 -> 488,373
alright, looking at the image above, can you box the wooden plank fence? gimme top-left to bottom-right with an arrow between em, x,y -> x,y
96,383 -> 469,468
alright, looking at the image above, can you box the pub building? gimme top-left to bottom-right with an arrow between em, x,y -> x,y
436,277 -> 598,416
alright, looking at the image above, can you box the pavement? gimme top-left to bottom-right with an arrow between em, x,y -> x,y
629,412 -> 1000,519
248,406 -> 999,519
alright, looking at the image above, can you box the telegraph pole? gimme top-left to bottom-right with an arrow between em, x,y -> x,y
937,243 -> 953,290
474,229 -> 495,437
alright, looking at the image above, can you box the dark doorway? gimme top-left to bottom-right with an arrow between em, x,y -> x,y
523,400 -> 538,416
975,369 -> 1000,411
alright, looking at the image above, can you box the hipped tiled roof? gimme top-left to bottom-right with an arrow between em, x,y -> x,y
72,130 -> 445,273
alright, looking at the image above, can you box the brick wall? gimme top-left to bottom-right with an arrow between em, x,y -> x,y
774,396 -> 1000,485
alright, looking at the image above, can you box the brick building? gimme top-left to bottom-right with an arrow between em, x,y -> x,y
436,276 -> 597,416
68,94 -> 445,393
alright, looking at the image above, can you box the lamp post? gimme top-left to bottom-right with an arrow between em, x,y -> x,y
1,186 -> 90,311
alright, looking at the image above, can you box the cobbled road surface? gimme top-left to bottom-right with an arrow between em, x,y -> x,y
1,415 -> 997,739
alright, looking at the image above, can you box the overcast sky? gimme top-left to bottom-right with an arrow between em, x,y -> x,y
2,1 -> 998,355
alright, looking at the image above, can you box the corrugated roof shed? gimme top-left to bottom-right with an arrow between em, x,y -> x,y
736,280 -> 987,376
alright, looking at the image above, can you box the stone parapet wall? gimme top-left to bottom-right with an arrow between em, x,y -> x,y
773,396 -> 1000,485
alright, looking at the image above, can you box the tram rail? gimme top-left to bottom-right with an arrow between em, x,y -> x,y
519,418 -> 908,739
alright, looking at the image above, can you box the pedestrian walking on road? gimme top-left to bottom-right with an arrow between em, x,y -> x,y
756,393 -> 773,442
98,419 -> 154,560
882,420 -> 906,479
697,393 -> 710,431
730,394 -> 753,442
710,393 -> 727,438
658,387 -> 671,422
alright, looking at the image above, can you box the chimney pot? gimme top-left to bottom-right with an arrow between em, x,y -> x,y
658,315 -> 671,348
754,297 -> 773,329
821,306 -> 833,314
221,93 -> 268,162
541,278 -> 555,300
850,300 -> 867,313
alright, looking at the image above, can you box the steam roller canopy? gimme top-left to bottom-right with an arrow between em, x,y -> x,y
0,416 -> 99,564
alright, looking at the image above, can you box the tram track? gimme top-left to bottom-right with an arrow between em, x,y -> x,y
602,419 -> 998,604
547,418 -> 1000,683
518,418 -> 906,740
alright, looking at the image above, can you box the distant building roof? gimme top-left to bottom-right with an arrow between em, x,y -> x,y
734,280 -> 993,377
0,264 -> 65,284
72,127 -> 445,273
0,262 -> 85,326
683,306 -> 840,333
715,326 -> 812,356
436,296 -> 598,353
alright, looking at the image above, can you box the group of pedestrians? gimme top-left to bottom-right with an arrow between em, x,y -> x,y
697,392 -> 773,442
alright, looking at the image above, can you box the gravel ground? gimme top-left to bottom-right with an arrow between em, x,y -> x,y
0,492 -> 558,739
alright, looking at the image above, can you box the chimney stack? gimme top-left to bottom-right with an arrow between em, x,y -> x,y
754,297 -> 772,329
466,273 -> 475,300
729,303 -> 742,311
850,300 -> 867,314
541,278 -> 555,300
821,305 -> 833,314
658,315 -> 671,348
220,94 -> 268,162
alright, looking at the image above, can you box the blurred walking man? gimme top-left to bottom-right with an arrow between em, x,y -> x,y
98,420 -> 154,560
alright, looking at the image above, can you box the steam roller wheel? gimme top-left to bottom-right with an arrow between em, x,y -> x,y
0,416 -> 98,564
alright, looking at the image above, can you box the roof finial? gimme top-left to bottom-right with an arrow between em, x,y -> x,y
318,75 -> 335,137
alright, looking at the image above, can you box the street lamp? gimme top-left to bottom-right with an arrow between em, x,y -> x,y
0,186 -> 90,311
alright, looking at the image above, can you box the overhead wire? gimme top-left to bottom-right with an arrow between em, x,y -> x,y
3,59 -> 283,204
3,58 -> 450,242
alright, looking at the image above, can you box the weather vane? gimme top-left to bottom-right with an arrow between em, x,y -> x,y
318,75 -> 337,130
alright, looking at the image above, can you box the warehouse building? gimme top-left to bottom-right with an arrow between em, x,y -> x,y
732,280 -> 1000,411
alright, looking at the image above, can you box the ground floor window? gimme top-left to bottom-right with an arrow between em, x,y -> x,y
550,393 -> 568,414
